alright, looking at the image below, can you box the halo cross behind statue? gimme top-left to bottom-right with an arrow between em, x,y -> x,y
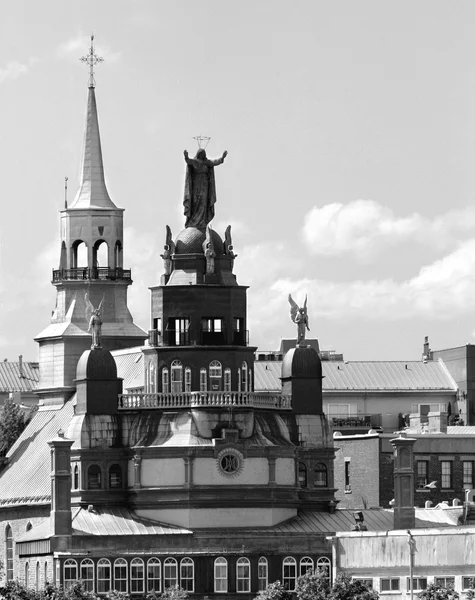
183,138 -> 227,229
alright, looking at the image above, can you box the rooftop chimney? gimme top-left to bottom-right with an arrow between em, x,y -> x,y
391,433 -> 416,530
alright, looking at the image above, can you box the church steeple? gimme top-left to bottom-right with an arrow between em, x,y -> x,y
69,85 -> 116,210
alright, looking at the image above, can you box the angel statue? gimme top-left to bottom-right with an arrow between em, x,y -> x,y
289,294 -> 310,347
224,225 -> 237,268
160,225 -> 176,275
85,293 -> 104,349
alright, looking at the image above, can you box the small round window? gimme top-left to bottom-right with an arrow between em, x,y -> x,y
217,448 -> 243,477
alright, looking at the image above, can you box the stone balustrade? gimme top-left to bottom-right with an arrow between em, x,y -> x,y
118,391 -> 291,410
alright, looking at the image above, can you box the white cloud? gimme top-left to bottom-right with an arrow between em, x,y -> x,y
0,58 -> 38,86
303,200 -> 475,260
57,36 -> 122,63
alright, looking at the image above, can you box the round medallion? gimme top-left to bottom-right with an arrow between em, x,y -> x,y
217,448 -> 244,478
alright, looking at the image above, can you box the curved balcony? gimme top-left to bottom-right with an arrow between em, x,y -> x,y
118,391 -> 292,411
52,267 -> 132,282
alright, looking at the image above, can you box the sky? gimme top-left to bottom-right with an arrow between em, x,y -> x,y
1,1 -> 475,362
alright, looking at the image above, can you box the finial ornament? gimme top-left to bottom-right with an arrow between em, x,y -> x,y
288,294 -> 310,347
80,34 -> 104,88
85,293 -> 104,348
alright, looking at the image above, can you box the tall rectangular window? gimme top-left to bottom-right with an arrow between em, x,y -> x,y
463,461 -> 474,489
380,578 -> 400,592
407,577 -> 427,591
416,460 -> 428,488
258,558 -> 268,591
344,460 -> 351,492
441,461 -> 452,489
214,558 -> 228,593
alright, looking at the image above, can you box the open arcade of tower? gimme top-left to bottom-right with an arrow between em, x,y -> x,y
0,44 -> 337,598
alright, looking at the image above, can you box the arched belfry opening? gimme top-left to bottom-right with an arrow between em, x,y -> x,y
114,241 -> 123,270
59,242 -> 67,270
71,240 -> 87,269
93,240 -> 109,270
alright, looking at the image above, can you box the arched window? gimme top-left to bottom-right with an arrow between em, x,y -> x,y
71,240 -> 87,270
180,558 -> 194,592
36,562 -> 40,591
74,465 -> 80,489
80,559 -> 94,592
64,559 -> 78,589
114,241 -> 123,270
241,362 -> 248,391
314,463 -> 328,487
60,241 -> 67,270
171,360 -> 183,393
282,557 -> 297,591
93,239 -> 108,272
200,368 -> 207,392
26,522 -> 32,532
87,465 -> 101,489
185,367 -> 192,392
44,562 -> 48,586
109,464 -> 122,489
25,562 -> 29,588
248,369 -> 252,391
114,558 -> 128,592
298,463 -> 307,487
236,557 -> 251,592
164,557 -> 178,589
147,558 -> 161,592
131,558 -> 144,594
162,367 -> 169,393
97,559 -> 111,594
214,557 -> 228,593
149,364 -> 156,393
224,368 -> 231,392
316,557 -> 331,580
258,557 -> 268,591
300,557 -> 314,576
5,525 -> 13,581
209,361 -> 222,391
238,368 -> 241,392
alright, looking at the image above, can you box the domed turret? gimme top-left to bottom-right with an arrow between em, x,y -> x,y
281,345 -> 323,414
175,227 -> 224,255
75,348 -> 122,415
76,347 -> 118,380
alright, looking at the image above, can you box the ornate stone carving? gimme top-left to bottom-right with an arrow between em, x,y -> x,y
203,225 -> 216,275
224,225 -> 237,268
85,293 -> 104,348
289,294 -> 310,347
160,225 -> 176,275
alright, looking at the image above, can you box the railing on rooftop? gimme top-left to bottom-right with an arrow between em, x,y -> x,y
330,413 -> 382,429
118,391 -> 292,411
52,267 -> 132,282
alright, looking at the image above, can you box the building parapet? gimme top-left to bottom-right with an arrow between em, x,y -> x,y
118,391 -> 292,410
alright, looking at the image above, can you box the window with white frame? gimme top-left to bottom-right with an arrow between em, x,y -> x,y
210,361 -> 223,390
435,577 -> 455,588
380,578 -> 400,592
147,558 -> 161,592
97,558 -> 111,594
80,559 -> 94,592
171,360 -> 183,393
463,461 -> 474,489
184,367 -> 192,392
258,557 -> 268,591
114,558 -> 128,592
300,557 -> 314,576
164,558 -> 178,589
316,557 -> 331,580
214,557 -> 228,593
131,558 -> 144,594
462,577 -> 475,591
180,558 -> 194,592
441,461 -> 452,489
63,559 -> 78,589
149,364 -> 156,393
416,461 -> 429,488
407,577 -> 428,591
162,368 -> 169,393
314,463 -> 328,487
224,368 -> 231,392
282,557 -> 297,591
241,362 -> 248,391
200,368 -> 207,392
5,525 -> 13,581
238,368 -> 241,392
237,557 -> 251,593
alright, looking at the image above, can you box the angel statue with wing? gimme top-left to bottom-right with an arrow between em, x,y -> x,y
289,294 -> 310,347
85,293 -> 105,349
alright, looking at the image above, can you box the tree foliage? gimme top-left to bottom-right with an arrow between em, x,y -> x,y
295,568 -> 331,600
329,573 -> 379,600
254,580 -> 293,600
418,583 -> 459,600
0,398 -> 30,456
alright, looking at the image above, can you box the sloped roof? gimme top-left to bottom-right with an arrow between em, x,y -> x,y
254,360 -> 457,393
0,360 -> 39,392
111,347 -> 144,390
0,402 -> 74,506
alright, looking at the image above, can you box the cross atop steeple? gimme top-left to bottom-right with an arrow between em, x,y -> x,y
80,34 -> 103,88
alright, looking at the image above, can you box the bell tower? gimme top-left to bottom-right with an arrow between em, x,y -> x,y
35,38 -> 146,406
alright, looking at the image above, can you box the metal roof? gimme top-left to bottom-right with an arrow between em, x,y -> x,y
111,347 -> 144,391
0,402 -> 74,506
254,360 -> 457,393
0,360 -> 39,392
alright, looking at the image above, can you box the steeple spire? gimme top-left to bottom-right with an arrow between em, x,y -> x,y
70,36 -> 116,210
